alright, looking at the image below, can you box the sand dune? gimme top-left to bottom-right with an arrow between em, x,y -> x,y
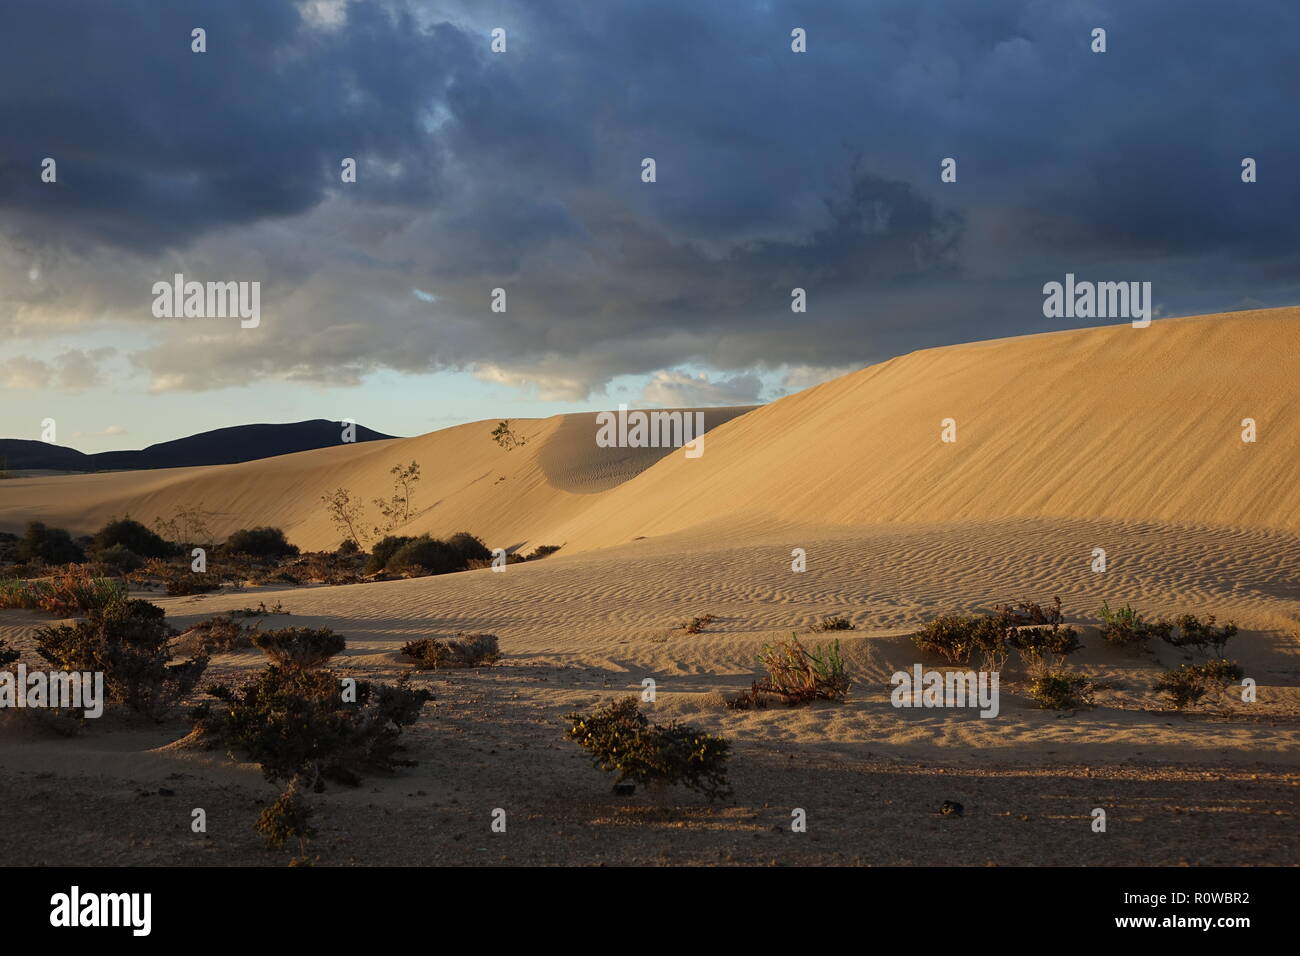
3,310 -> 1294,557
0,407 -> 752,552
552,309 -> 1300,550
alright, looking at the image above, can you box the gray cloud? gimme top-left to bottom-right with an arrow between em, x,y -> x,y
2,0 -> 1298,401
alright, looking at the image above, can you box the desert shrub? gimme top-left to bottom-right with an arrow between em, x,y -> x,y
1098,601 -> 1171,646
256,780 -> 316,852
447,531 -> 492,563
0,639 -> 18,667
224,527 -> 299,559
1008,624 -> 1082,662
165,574 -> 222,596
34,599 -> 208,719
400,633 -> 500,669
1155,659 -> 1245,710
491,420 -> 528,451
253,627 -> 345,669
1028,670 -> 1095,710
152,505 -> 216,550
371,461 -> 422,537
525,544 -> 561,560
678,613 -> 716,635
810,615 -> 855,632
129,558 -> 221,596
97,544 -> 144,574
1005,600 -> 1082,672
174,615 -> 257,656
724,684 -> 769,710
337,538 -> 360,556
915,599 -> 1078,672
1165,614 -> 1238,657
565,697 -> 731,800
193,667 -> 431,787
365,535 -> 414,574
320,487 -> 370,550
0,578 -> 41,610
94,516 -> 174,559
996,598 -> 1065,626
228,600 -> 288,618
756,634 -> 850,704
1197,657 -> 1245,685
1153,668 -> 1209,709
386,536 -> 463,575
19,521 -> 86,564
32,567 -> 127,617
911,614 -> 1005,666
279,550 -> 365,587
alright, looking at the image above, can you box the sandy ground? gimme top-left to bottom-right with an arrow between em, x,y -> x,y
1,310 -> 1297,865
1,516 -> 1297,865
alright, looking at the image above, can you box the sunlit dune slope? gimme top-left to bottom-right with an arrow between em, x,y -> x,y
0,407 -> 753,551
550,309 -> 1300,550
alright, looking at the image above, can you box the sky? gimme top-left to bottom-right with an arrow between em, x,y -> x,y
2,0 -> 1298,452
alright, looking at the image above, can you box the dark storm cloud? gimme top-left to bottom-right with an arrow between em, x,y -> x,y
0,0 -> 463,251
2,0 -> 1298,397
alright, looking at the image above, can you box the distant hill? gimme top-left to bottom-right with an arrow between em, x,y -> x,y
0,420 -> 396,472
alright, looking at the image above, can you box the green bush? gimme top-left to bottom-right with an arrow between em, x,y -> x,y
1006,601 -> 1082,672
365,535 -> 414,574
912,599 -> 1081,672
447,531 -> 492,563
19,521 -> 85,564
192,666 -> 431,788
174,615 -> 257,656
387,536 -> 463,575
2,567 -> 128,617
97,544 -> 144,573
400,633 -> 499,669
1165,614 -> 1238,656
93,516 -> 174,559
911,614 -> 1005,666
253,627 -> 346,670
565,697 -> 731,800
756,634 -> 850,703
1153,668 -> 1208,709
1008,625 -> 1082,661
34,599 -> 208,719
1197,657 -> 1245,685
1098,601 -> 1171,646
1028,670 -> 1095,710
1154,658 -> 1245,709
255,780 -> 316,852
224,526 -> 299,558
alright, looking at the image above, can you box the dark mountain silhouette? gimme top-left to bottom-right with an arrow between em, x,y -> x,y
0,420 -> 396,472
